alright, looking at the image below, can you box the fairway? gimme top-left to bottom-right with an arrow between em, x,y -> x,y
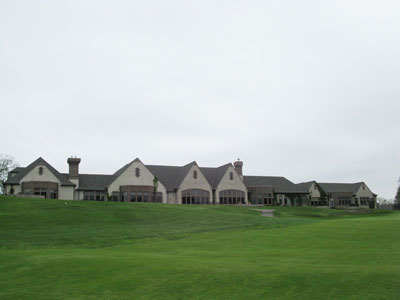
0,196 -> 399,299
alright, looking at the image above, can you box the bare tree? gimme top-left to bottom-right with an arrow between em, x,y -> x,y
0,154 -> 19,194
394,177 -> 400,210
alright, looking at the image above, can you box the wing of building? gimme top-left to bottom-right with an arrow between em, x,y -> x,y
3,157 -> 377,208
295,181 -> 377,209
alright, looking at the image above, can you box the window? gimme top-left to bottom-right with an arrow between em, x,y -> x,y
360,197 -> 369,206
38,167 -> 43,175
34,188 -> 47,198
49,189 -> 58,199
135,168 -> 140,177
155,192 -> 163,203
219,190 -> 245,205
83,191 -> 105,201
112,192 -> 120,202
229,172 -> 233,180
95,193 -> 105,201
84,191 -> 94,201
338,196 -> 351,205
143,192 -> 149,202
23,188 -> 32,195
182,189 -> 210,204
193,170 -> 197,179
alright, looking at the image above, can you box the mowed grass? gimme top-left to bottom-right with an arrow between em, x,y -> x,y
0,196 -> 399,299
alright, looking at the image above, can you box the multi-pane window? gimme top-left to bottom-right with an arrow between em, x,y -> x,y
34,188 -> 48,198
360,197 -> 369,205
84,191 -> 94,201
23,188 -> 32,195
156,193 -> 163,203
112,192 -> 120,202
182,189 -> 210,204
83,191 -> 105,201
129,191 -> 162,203
338,196 -> 351,205
193,170 -> 198,179
219,190 -> 245,205
251,193 -> 273,205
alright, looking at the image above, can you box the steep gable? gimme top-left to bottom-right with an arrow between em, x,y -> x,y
107,158 -> 166,193
177,163 -> 212,192
5,157 -> 74,186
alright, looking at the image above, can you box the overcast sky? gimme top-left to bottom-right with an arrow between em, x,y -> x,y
1,0 -> 399,199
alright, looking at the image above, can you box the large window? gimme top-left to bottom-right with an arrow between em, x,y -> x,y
83,191 -> 106,201
219,190 -> 245,205
182,189 -> 210,205
34,188 -> 49,198
338,196 -> 351,205
112,191 -> 120,202
250,193 -> 273,205
360,197 -> 369,206
21,182 -> 58,199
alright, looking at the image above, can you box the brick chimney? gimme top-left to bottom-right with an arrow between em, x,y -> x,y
234,159 -> 243,179
67,157 -> 81,179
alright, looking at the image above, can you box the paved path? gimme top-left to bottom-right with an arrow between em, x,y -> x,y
253,209 -> 275,217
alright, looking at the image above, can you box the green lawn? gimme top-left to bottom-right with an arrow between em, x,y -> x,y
0,196 -> 399,299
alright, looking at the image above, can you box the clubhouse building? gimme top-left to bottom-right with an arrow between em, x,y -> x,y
3,157 -> 377,208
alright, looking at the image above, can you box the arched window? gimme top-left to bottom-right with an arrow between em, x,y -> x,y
219,190 -> 245,205
38,167 -> 43,175
182,189 -> 210,204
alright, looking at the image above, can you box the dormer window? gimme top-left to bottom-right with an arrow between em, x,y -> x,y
229,172 -> 233,180
135,168 -> 140,178
38,167 -> 43,175
193,170 -> 197,179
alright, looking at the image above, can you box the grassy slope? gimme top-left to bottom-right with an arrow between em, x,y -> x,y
0,196 -> 399,300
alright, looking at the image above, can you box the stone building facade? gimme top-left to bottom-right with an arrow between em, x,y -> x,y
4,157 -> 377,208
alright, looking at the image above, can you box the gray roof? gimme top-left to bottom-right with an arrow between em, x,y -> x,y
295,181 -> 317,193
101,159 -> 223,192
200,163 -> 232,189
69,174 -> 112,191
317,182 -> 368,195
4,157 -> 75,186
146,164 -> 182,192
244,176 -> 306,193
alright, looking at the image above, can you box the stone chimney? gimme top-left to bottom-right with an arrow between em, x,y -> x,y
234,159 -> 243,179
67,157 -> 81,179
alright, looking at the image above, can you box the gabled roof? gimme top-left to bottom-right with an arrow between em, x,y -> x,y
5,157 -> 75,186
317,182 -> 356,193
147,161 -> 217,192
244,176 -> 306,193
318,182 -> 377,196
112,158 -> 142,179
174,161 -> 198,188
200,163 -> 232,189
295,181 -> 318,193
145,164 -> 181,192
